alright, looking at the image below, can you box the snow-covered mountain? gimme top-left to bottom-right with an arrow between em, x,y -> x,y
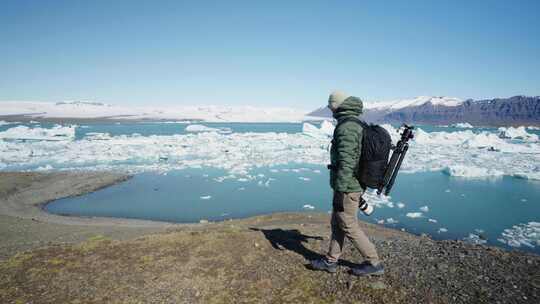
308,96 -> 540,127
0,101 -> 308,123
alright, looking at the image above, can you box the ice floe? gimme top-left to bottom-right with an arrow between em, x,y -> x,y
406,212 -> 423,218
463,233 -> 487,245
0,125 -> 75,141
498,126 -> 539,142
443,165 -> 504,178
0,122 -> 539,181
185,124 -> 231,134
386,218 -> 398,224
451,123 -> 474,128
499,222 -> 540,248
0,120 -> 19,126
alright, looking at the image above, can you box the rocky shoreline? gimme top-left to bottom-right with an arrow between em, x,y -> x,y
0,172 -> 539,303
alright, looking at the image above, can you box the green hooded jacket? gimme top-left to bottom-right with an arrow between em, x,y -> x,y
329,96 -> 364,193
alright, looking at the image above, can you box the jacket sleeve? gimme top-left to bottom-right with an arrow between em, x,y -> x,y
334,122 -> 361,192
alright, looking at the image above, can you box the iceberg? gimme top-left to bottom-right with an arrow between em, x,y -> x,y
498,126 -> 539,142
302,121 -> 334,138
185,124 -> 231,134
451,123 -> 474,128
406,212 -> 423,218
0,125 -> 75,141
0,122 -> 539,182
443,165 -> 504,178
302,204 -> 315,210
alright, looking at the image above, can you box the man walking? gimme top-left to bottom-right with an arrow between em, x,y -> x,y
310,91 -> 384,276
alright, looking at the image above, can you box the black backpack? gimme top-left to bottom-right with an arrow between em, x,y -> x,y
339,118 -> 392,189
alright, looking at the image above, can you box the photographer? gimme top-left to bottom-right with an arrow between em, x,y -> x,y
310,91 -> 384,276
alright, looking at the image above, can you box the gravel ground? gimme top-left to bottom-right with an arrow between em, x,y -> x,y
0,173 -> 538,303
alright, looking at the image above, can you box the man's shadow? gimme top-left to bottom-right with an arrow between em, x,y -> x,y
250,228 -> 356,269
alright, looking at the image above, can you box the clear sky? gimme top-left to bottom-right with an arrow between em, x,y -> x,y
1,0 -> 539,108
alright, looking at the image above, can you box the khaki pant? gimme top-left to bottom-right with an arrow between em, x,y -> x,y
326,191 -> 380,265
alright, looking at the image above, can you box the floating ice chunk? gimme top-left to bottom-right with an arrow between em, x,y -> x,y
406,212 -> 423,218
521,198 -> 527,202
386,218 -> 398,224
419,206 -> 429,212
463,233 -> 487,245
428,218 -> 438,223
312,169 -> 321,174
298,177 -> 311,181
36,164 -> 53,171
397,202 -> 405,209
200,195 -> 212,200
452,123 -> 473,128
302,204 -> 315,210
443,165 -> 504,178
498,126 -> 539,142
438,228 -> 448,233
185,124 -> 231,134
0,120 -> 19,126
499,222 -> 540,248
0,125 -> 75,141
445,189 -> 451,193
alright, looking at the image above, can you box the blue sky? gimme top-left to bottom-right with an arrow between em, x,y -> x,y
1,0 -> 539,108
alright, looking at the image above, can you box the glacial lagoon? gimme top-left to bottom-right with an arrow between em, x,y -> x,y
1,120 -> 539,254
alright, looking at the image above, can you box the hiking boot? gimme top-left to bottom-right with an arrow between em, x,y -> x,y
351,261 -> 384,276
310,257 -> 337,273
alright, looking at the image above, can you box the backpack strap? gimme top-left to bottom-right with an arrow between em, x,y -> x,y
337,117 -> 368,129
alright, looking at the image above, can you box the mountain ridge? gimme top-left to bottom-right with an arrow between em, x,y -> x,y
307,95 -> 540,127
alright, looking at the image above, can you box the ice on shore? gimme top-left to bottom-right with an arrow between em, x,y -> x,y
499,222 -> 540,248
0,125 -> 75,141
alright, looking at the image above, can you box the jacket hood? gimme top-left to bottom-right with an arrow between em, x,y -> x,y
332,96 -> 363,120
